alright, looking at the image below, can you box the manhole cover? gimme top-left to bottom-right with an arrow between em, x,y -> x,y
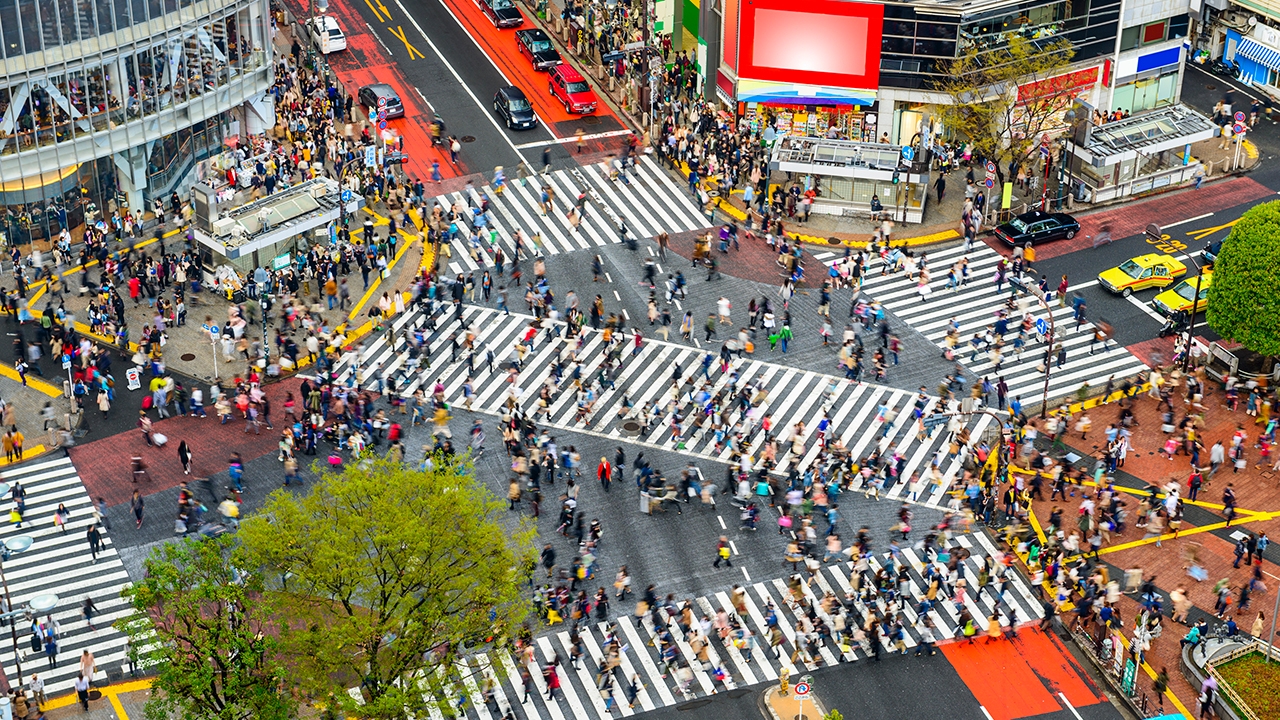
826,237 -> 842,245
621,420 -> 641,436
582,115 -> 602,126
460,135 -> 476,143
180,353 -> 196,361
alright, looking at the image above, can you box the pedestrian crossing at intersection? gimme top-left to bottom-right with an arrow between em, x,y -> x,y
362,531 -> 1043,720
0,456 -> 134,695
330,305 -> 997,510
816,242 -> 1150,405
435,156 -> 711,277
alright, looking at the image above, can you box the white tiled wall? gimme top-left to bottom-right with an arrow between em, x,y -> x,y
1123,0 -> 1194,28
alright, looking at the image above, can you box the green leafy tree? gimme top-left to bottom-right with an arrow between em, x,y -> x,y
935,34 -> 1076,187
237,456 -> 536,718
824,710 -> 844,720
1206,200 -> 1280,356
117,535 -> 295,720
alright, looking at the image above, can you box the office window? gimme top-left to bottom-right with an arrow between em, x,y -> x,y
1120,26 -> 1140,50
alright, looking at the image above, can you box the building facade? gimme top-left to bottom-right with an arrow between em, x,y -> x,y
690,0 -> 1193,151
0,0 -> 274,246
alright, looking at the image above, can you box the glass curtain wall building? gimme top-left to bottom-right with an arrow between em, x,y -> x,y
0,0 -> 273,246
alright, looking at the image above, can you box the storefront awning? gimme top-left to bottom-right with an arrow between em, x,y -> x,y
1237,38 -> 1280,72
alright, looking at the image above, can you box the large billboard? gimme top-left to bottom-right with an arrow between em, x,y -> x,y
737,0 -> 883,91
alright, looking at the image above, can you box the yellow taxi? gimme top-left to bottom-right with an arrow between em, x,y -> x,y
1097,253 -> 1188,296
1153,271 -> 1213,316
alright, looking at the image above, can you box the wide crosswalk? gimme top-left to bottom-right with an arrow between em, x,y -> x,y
364,531 -> 1042,719
818,243 -> 1150,404
433,156 -> 711,276
330,304 -> 996,509
0,456 -> 132,695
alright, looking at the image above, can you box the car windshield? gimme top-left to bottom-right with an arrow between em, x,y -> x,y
1116,260 -> 1143,279
509,98 -> 531,111
493,0 -> 514,8
531,40 -> 552,52
566,81 -> 590,93
1173,282 -> 1196,301
1009,219 -> 1029,232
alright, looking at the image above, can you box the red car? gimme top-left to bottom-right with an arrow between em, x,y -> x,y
548,64 -> 597,114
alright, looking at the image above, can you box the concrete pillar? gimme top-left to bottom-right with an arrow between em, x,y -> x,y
113,147 -> 148,215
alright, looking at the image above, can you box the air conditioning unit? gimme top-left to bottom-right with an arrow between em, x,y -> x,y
212,217 -> 239,237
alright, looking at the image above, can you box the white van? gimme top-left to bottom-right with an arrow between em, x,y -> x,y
310,15 -> 347,54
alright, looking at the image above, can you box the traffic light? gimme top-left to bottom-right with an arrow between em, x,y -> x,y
892,168 -> 900,185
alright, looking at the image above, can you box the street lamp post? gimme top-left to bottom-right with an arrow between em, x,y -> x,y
1181,257 -> 1206,372
0,532 -> 37,684
1020,284 -> 1056,417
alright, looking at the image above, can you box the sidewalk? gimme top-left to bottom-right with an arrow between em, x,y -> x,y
23,679 -> 151,719
1020,384 -> 1279,715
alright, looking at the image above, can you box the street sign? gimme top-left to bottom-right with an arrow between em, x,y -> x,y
1234,111 -> 1246,122
365,146 -> 377,167
984,177 -> 994,189
793,682 -> 810,696
61,354 -> 71,370
1035,317 -> 1049,336
368,109 -> 376,122
210,324 -> 220,336
379,120 -> 387,130
377,109 -> 387,122
126,367 -> 141,391
377,96 -> 387,109
1145,223 -> 1162,242
272,252 -> 292,270
341,189 -> 353,203
901,146 -> 915,161
985,160 -> 996,174
1040,145 -> 1050,157
1233,122 -> 1246,134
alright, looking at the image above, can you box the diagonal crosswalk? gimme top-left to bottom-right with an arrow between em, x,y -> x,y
0,456 -> 133,695
814,243 -> 1150,404
433,156 -> 711,276
358,532 -> 1043,719
328,304 -> 997,510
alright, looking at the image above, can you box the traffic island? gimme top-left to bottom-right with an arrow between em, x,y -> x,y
763,675 -> 826,720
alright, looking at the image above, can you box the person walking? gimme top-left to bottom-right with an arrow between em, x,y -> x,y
82,596 -> 99,631
713,535 -> 732,568
43,631 -> 57,669
74,672 -> 89,710
86,523 -> 102,563
28,673 -> 45,709
178,440 -> 193,475
131,489 -> 145,529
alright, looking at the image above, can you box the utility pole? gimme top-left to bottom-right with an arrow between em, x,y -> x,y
1181,257 -> 1205,372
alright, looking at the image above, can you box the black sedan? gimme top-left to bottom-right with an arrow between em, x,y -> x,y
993,210 -> 1079,246
515,28 -> 561,70
493,86 -> 537,130
480,0 -> 523,27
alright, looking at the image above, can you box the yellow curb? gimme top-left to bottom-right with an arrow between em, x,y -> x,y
0,444 -> 46,467
347,235 -> 419,321
0,361 -> 64,398
41,677 -> 154,713
675,159 -> 962,251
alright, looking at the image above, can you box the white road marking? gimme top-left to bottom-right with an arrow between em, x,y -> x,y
515,130 -> 634,149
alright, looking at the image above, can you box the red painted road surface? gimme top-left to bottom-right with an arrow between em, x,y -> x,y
433,0 -> 625,138
305,0 -> 460,181
940,627 -> 1108,720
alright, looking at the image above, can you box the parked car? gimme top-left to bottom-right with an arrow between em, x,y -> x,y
493,86 -> 537,130
358,84 -> 404,119
992,210 -> 1080,246
516,28 -> 562,70
1153,271 -> 1214,316
1096,253 -> 1187,296
479,0 -> 524,27
548,64 -> 598,114
310,15 -> 347,54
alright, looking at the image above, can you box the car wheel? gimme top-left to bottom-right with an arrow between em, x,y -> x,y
549,83 -> 554,96
1066,230 -> 1076,239
1122,287 -> 1132,298
564,100 -> 572,113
